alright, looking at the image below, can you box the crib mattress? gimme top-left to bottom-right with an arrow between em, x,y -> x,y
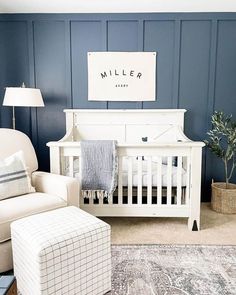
66,159 -> 187,187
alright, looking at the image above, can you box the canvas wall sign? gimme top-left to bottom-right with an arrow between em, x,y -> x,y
87,52 -> 156,101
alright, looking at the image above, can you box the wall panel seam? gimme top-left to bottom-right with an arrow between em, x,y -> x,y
172,19 -> 181,108
65,20 -> 73,108
102,20 -> 109,109
27,20 -> 38,149
207,20 -> 218,129
137,19 -> 144,109
204,19 -> 218,193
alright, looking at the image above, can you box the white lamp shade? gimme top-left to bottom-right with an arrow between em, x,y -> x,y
3,87 -> 45,107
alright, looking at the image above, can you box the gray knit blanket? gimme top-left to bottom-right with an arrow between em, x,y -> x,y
81,140 -> 118,199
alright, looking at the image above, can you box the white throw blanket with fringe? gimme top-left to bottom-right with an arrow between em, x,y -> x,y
81,140 -> 118,200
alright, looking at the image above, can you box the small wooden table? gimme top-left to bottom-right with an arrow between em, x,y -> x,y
0,276 -> 17,295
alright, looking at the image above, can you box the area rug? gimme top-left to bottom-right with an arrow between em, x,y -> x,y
109,245 -> 236,295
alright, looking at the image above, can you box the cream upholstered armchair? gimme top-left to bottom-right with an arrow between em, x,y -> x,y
0,128 -> 79,272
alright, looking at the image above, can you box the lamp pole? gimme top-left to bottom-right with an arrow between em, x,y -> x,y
12,105 -> 16,129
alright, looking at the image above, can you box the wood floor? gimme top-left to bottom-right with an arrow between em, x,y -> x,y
101,203 -> 236,245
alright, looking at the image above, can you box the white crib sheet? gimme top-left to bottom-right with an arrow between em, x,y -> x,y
66,158 -> 187,187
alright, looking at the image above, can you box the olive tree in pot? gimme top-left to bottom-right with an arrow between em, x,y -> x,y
205,111 -> 236,213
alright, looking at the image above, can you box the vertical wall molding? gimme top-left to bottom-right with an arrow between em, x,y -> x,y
27,21 -> 36,87
102,20 -> 109,109
102,20 -> 108,50
172,20 -> 181,108
204,19 -> 219,189
207,20 -> 218,127
65,20 -> 73,108
27,20 -> 38,149
137,19 -> 144,109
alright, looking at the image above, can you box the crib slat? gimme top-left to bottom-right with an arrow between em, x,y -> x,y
137,156 -> 142,205
157,157 -> 162,205
128,157 -> 133,204
61,156 -> 66,177
185,156 -> 190,205
69,156 -> 74,177
79,156 -> 84,206
147,157 -> 152,204
167,156 -> 172,205
118,156 -> 123,205
97,194 -> 102,205
177,156 -> 182,206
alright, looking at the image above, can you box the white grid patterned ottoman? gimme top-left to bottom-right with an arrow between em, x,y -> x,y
11,206 -> 111,295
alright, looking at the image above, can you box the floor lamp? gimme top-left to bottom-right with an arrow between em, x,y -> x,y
2,84 -> 44,129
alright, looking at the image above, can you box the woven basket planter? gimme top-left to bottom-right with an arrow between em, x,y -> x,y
211,182 -> 236,214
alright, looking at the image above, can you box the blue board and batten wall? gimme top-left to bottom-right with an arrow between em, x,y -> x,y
0,13 -> 236,201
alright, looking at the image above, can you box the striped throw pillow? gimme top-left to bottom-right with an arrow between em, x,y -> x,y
0,151 -> 35,200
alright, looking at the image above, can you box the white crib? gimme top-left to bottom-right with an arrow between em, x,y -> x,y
47,109 -> 204,231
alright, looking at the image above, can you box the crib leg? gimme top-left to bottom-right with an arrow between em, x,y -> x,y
188,197 -> 201,231
188,218 -> 199,231
188,147 -> 202,231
